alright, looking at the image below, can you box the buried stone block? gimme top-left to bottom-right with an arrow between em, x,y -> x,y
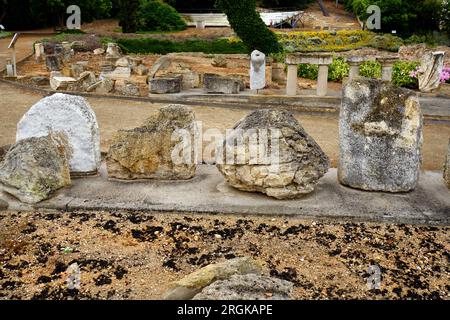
16,93 -> 101,175
216,109 -> 329,200
0,134 -> 71,204
339,78 -> 423,192
204,74 -> 240,94
106,105 -> 197,180
149,77 -> 182,94
164,257 -> 262,300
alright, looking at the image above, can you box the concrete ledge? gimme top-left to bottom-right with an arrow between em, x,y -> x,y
2,164 -> 449,225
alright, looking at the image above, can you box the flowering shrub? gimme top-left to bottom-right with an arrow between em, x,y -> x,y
441,66 -> 450,84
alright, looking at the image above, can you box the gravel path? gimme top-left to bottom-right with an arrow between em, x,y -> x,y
0,210 -> 448,300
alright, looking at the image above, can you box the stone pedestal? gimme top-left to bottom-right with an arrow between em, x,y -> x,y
250,50 -> 266,91
346,56 -> 364,80
286,64 -> 298,96
376,56 -> 399,82
286,53 -> 333,96
34,43 -> 44,62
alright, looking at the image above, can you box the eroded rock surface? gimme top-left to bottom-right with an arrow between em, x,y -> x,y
0,134 -> 71,204
193,274 -> 293,300
339,78 -> 423,192
107,105 -> 197,180
217,109 -> 329,199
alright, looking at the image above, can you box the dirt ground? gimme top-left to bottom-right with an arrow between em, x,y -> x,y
0,210 -> 448,300
0,82 -> 449,170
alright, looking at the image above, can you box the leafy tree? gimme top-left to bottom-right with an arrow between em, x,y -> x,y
137,0 -> 187,32
216,0 -> 282,53
118,0 -> 140,33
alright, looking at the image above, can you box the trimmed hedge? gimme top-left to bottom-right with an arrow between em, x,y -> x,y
216,0 -> 282,54
117,38 -> 249,54
138,0 -> 187,32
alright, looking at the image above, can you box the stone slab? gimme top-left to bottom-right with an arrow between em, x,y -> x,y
2,164 -> 449,225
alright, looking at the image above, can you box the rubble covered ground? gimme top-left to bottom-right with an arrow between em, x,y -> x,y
0,210 -> 448,300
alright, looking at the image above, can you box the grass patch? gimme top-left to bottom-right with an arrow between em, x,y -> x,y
117,38 -> 249,55
0,31 -> 12,39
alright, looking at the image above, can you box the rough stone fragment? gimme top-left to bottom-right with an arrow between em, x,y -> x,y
149,56 -> 171,78
133,64 -> 149,76
339,78 -> 423,192
16,93 -> 101,175
70,41 -> 88,52
444,139 -> 450,189
0,134 -> 71,204
70,63 -> 85,78
217,109 -> 329,199
107,67 -> 131,80
50,76 -> 78,91
193,274 -> 293,300
115,57 -> 130,68
250,50 -> 266,90
93,48 -> 105,55
106,43 -> 122,61
212,55 -> 227,68
0,198 -> 7,210
149,77 -> 182,94
45,54 -> 62,71
31,76 -> 49,86
204,74 -> 240,94
116,80 -> 140,96
418,51 -> 445,93
107,105 -> 197,180
164,257 -> 262,300
86,78 -> 114,94
78,71 -> 96,91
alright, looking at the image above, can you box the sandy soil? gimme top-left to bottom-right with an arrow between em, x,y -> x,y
0,35 -> 49,72
0,81 -> 449,170
0,210 -> 448,300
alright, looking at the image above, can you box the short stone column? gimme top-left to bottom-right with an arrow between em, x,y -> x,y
34,43 -> 44,62
286,53 -> 333,97
346,56 -> 364,80
376,56 -> 399,81
286,64 -> 298,96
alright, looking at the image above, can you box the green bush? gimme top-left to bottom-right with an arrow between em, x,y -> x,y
138,0 -> 187,32
329,57 -> 350,82
392,61 -> 420,89
216,0 -> 282,54
297,63 -> 318,80
117,38 -> 249,54
359,60 -> 382,78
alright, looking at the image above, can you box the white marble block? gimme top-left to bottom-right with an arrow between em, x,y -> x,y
16,93 -> 101,175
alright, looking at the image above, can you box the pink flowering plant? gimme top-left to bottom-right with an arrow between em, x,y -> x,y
441,66 -> 450,84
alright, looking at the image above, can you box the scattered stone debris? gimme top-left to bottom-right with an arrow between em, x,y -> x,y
0,134 -> 71,204
193,274 -> 293,300
107,105 -> 197,180
339,78 -> 423,192
164,257 -> 262,300
149,76 -> 182,94
217,109 -> 329,199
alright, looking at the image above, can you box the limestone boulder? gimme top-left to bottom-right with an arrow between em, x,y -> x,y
133,64 -> 149,76
149,56 -> 171,78
106,43 -> 122,62
418,51 -> 445,93
115,80 -> 140,96
17,93 -> 101,175
339,79 -> 423,192
78,71 -> 97,91
107,105 -> 197,180
115,57 -> 130,68
87,78 -> 115,94
444,139 -> 450,189
93,48 -> 105,55
193,274 -> 293,300
0,134 -> 71,204
107,67 -> 131,80
217,109 -> 329,200
164,257 -> 262,300
70,63 -> 85,78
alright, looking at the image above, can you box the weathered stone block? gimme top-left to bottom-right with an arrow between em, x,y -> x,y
50,76 -> 78,91
45,54 -> 62,71
107,105 -> 197,180
16,93 -> 101,175
0,134 -> 71,204
204,74 -> 240,94
149,77 -> 182,94
339,78 -> 423,192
